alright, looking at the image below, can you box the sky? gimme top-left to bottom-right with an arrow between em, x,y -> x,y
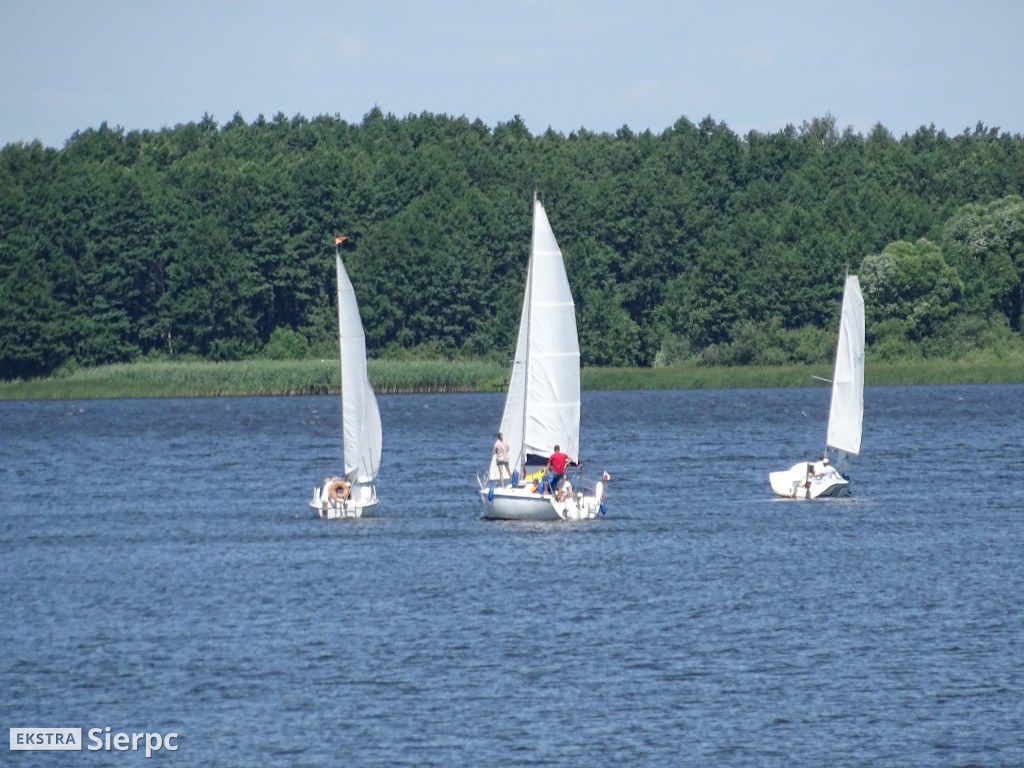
2,0 -> 1023,149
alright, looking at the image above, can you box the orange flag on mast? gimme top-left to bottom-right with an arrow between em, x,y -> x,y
334,236 -> 347,245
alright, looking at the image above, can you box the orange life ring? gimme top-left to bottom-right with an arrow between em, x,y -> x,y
328,480 -> 350,501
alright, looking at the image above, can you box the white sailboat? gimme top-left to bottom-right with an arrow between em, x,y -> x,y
478,193 -> 607,521
310,237 -> 382,519
770,274 -> 865,499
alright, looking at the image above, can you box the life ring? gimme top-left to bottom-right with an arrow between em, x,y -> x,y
329,480 -> 350,501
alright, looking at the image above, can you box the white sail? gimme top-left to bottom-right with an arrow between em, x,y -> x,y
826,275 -> 864,456
480,195 -> 606,520
498,196 -> 581,472
336,254 -> 382,484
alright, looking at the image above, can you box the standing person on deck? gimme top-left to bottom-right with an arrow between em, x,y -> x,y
542,445 -> 569,497
493,432 -> 511,488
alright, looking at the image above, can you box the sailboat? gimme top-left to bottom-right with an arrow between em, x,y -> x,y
309,237 -> 382,519
478,192 -> 607,521
770,274 -> 865,499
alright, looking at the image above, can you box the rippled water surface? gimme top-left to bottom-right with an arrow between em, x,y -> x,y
2,385 -> 1023,766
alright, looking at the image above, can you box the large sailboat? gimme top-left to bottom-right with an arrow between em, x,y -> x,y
478,193 -> 607,521
770,274 -> 865,499
310,237 -> 382,519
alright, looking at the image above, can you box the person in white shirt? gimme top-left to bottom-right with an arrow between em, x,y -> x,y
811,456 -> 837,480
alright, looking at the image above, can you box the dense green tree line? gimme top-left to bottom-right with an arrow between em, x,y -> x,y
2,109 -> 1023,380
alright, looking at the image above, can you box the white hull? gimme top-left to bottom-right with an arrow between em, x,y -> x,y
769,462 -> 850,499
309,483 -> 378,519
479,482 -> 604,521
309,497 -> 378,519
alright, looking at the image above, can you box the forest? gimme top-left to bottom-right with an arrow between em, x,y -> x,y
1,108 -> 1023,381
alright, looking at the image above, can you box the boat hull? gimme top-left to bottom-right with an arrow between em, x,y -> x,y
309,497 -> 379,519
478,483 -> 604,521
309,483 -> 379,519
769,462 -> 850,499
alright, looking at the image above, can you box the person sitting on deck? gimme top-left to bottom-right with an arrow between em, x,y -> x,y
555,480 -> 573,503
317,478 -> 333,507
810,457 -> 837,481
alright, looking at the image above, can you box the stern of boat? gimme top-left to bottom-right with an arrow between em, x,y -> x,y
310,482 -> 378,519
770,463 -> 811,498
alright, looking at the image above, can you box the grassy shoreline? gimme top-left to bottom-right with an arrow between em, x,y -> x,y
2,357 -> 1023,400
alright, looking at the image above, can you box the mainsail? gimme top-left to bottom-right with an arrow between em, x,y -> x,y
498,196 -> 581,472
825,275 -> 865,456
336,254 -> 382,483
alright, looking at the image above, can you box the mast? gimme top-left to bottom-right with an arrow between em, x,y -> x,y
519,191 -> 538,472
334,236 -> 347,462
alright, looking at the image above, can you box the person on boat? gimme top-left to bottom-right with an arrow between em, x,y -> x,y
529,478 -> 542,494
811,457 -> 836,480
542,445 -> 570,497
493,432 -> 511,488
555,480 -> 573,503
317,477 -> 333,507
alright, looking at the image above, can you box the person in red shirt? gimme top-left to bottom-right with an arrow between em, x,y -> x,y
542,445 -> 570,497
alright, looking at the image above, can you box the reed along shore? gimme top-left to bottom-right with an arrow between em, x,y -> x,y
2,355 -> 1023,400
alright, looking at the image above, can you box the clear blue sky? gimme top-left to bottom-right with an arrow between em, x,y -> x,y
3,0 -> 1023,149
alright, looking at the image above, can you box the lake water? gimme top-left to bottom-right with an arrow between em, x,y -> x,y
2,385 -> 1023,767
